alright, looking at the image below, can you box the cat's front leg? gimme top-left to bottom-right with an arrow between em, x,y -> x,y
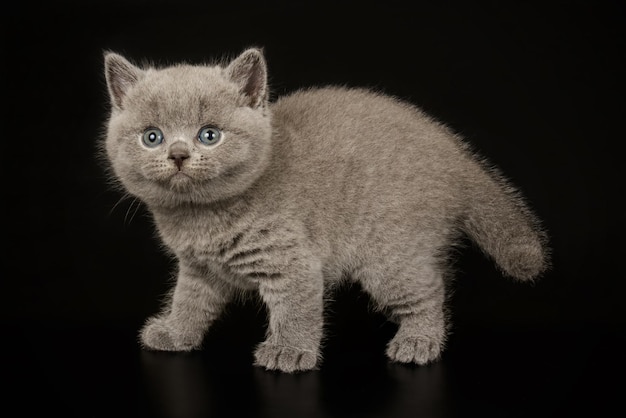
140,264 -> 231,352
254,258 -> 324,373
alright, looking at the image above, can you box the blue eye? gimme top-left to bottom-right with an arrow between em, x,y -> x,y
142,128 -> 164,148
198,126 -> 222,146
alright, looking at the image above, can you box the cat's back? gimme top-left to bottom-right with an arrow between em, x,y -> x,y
272,86 -> 437,141
269,86 -> 468,177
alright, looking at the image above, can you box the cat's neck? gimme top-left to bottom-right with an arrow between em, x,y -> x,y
150,195 -> 252,231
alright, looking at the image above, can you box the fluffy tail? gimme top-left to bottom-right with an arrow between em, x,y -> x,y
461,171 -> 550,281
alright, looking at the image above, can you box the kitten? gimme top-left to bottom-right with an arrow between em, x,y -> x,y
103,48 -> 549,372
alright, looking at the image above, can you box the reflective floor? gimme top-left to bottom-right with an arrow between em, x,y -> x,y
7,295 -> 623,418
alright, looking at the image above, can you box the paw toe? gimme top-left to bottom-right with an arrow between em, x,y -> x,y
140,317 -> 200,352
386,335 -> 441,365
140,318 -> 176,351
254,343 -> 318,373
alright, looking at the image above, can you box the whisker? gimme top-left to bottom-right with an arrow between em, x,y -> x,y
124,198 -> 140,225
108,193 -> 132,217
127,198 -> 143,224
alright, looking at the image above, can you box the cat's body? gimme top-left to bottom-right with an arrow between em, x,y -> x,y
103,49 -> 549,372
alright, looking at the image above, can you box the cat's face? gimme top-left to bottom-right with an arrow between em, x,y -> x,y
104,49 -> 271,207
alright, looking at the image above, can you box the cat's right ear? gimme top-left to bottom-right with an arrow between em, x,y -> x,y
104,52 -> 144,110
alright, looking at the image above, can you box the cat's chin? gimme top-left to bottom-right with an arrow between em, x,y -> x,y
167,172 -> 195,190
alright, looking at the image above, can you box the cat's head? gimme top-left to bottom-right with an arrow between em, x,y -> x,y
103,48 -> 272,208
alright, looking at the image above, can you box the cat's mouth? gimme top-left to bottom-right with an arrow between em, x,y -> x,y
151,163 -> 240,193
172,171 -> 192,179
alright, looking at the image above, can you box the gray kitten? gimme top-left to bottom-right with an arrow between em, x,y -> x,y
103,48 -> 549,372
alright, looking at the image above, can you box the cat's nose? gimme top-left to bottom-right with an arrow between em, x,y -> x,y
168,142 -> 190,170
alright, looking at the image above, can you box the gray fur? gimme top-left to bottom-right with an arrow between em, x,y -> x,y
102,48 -> 549,372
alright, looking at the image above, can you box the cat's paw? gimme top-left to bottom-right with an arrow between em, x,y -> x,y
386,335 -> 442,365
254,342 -> 319,373
140,316 -> 201,352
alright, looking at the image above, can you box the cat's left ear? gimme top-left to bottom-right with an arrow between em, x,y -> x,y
225,48 -> 268,109
104,52 -> 145,110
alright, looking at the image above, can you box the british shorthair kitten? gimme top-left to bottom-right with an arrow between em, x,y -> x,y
103,48 -> 549,372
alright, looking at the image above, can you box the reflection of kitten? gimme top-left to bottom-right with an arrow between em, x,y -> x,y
103,48 -> 549,372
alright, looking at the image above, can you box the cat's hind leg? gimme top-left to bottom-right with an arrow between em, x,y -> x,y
359,256 -> 447,365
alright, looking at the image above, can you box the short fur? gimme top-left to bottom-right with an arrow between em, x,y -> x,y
102,48 -> 549,372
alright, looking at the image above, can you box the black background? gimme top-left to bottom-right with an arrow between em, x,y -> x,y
3,1 -> 625,417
